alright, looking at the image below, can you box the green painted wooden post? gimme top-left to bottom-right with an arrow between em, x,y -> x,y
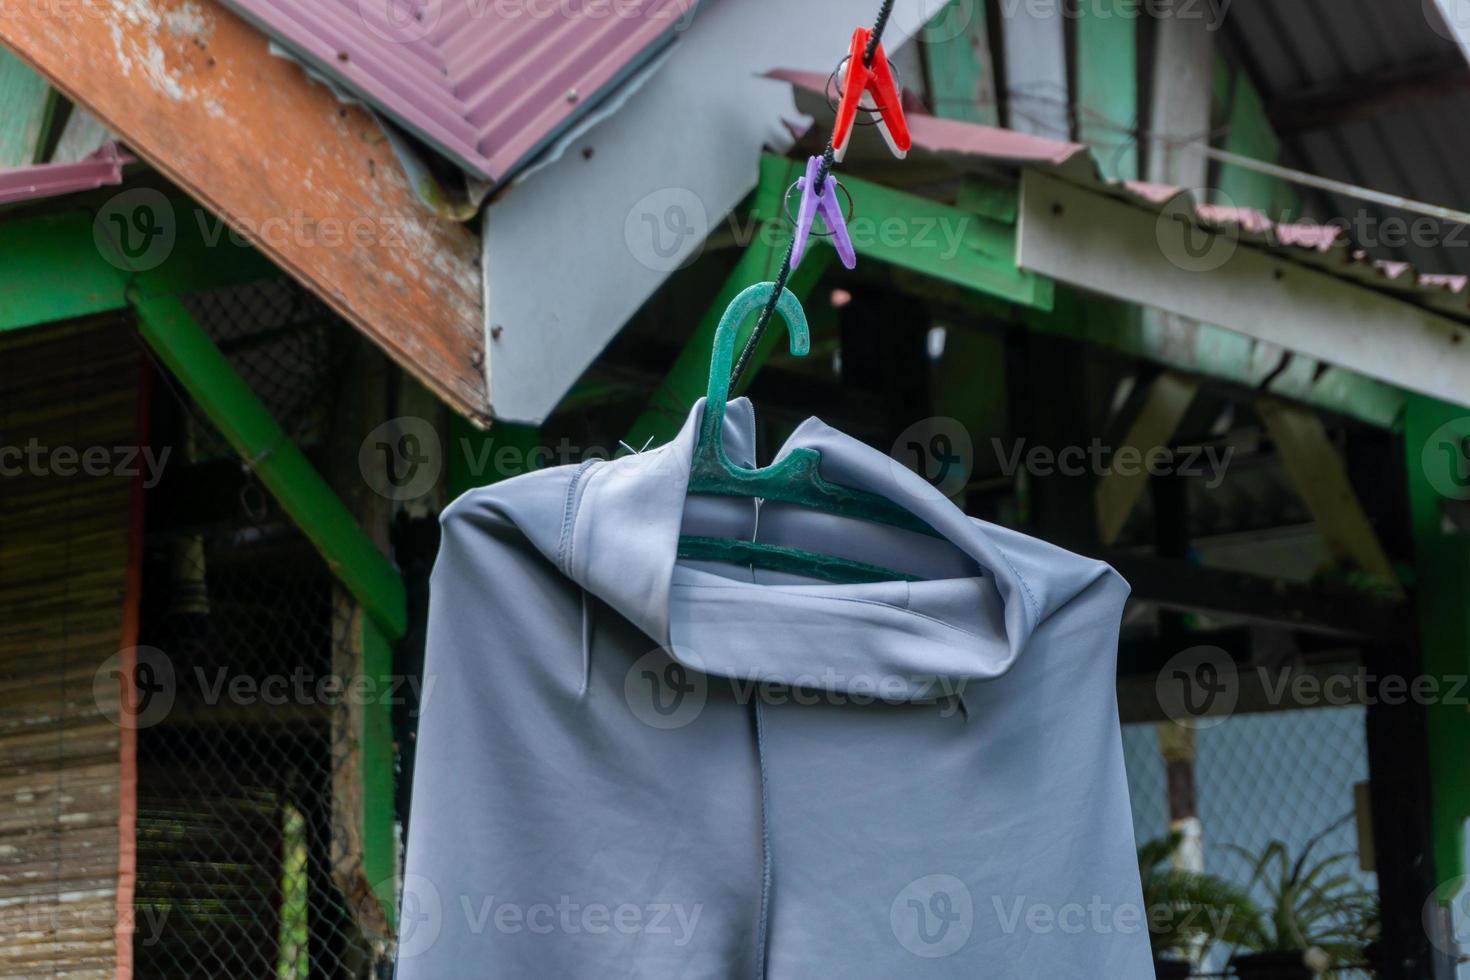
1403,394 -> 1470,884
0,50 -> 56,165
1215,63 -> 1298,220
1075,0 -> 1138,180
360,613 -> 397,928
927,11 -> 1012,505
921,0 -> 999,126
130,293 -> 407,636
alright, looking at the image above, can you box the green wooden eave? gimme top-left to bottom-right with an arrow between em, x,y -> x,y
0,198 -> 276,331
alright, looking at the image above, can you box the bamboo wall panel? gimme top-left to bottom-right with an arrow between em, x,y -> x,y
0,319 -> 141,979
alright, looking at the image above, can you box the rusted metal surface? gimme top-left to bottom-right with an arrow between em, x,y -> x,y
0,0 -> 488,422
0,142 -> 130,205
220,0 -> 696,182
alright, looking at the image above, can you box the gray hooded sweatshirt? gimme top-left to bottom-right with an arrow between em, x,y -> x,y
396,399 -> 1153,978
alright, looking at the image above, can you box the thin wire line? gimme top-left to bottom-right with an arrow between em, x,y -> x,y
728,0 -> 895,392
1002,88 -> 1470,226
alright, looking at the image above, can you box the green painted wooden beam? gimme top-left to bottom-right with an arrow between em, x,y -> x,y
360,612 -> 397,928
0,49 -> 56,166
921,0 -> 999,126
1403,395 -> 1470,884
0,211 -> 130,326
892,273 -> 1404,428
131,292 -> 407,639
830,163 -> 1051,311
1075,0 -> 1138,180
1,204 -> 277,332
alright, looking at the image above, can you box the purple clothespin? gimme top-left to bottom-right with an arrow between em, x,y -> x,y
790,155 -> 856,270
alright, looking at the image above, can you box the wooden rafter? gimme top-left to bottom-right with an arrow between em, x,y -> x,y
0,0 -> 489,422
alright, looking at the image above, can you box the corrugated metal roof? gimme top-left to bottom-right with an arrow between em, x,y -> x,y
775,69 -> 1470,327
0,142 -> 131,206
1221,0 -> 1470,277
219,0 -> 697,182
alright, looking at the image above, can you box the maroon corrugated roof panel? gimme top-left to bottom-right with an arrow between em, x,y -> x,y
221,0 -> 698,183
0,143 -> 132,206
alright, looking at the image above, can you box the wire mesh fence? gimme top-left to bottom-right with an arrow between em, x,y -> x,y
1124,706 -> 1376,975
1125,708 -> 1370,874
130,279 -> 387,979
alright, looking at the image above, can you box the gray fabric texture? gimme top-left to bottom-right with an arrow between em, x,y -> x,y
396,399 -> 1153,978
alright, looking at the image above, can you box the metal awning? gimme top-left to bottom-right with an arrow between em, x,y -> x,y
774,69 -> 1470,411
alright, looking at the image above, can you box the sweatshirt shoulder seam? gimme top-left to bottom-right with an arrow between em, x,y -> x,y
556,459 -> 601,576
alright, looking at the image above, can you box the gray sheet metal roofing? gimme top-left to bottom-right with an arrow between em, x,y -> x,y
1220,0 -> 1470,278
775,69 -> 1470,327
219,0 -> 698,183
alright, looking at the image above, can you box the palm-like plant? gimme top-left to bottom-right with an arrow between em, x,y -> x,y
1224,829 -> 1378,976
1138,833 -> 1262,962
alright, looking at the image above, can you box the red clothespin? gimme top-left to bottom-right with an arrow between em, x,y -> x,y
831,26 -> 910,163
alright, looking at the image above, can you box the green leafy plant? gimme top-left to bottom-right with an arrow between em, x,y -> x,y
1224,830 -> 1378,972
1138,833 -> 1261,960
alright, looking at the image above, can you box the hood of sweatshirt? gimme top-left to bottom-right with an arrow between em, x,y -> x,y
448,398 -> 1124,701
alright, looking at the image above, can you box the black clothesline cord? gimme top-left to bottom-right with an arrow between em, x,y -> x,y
726,0 -> 895,392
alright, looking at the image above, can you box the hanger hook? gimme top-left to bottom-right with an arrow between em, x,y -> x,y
699,282 -> 809,465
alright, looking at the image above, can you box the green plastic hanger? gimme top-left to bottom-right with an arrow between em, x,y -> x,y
676,282 -> 938,585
